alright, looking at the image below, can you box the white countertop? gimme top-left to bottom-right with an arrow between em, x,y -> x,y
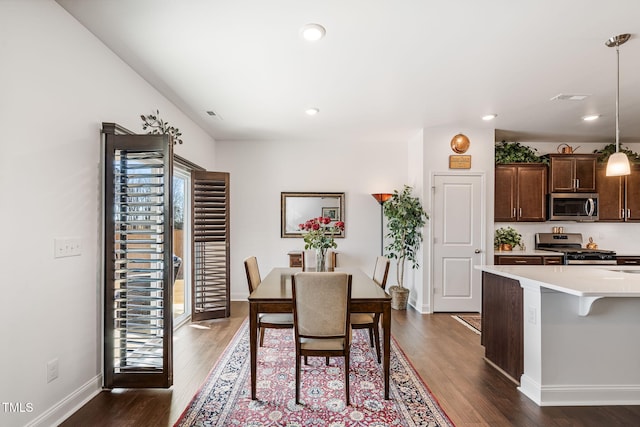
477,264 -> 640,297
493,249 -> 564,256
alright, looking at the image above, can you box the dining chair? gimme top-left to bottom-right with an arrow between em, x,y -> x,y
372,255 -> 390,289
301,249 -> 336,271
350,256 -> 390,363
292,272 -> 353,405
300,250 -> 315,271
244,256 -> 293,346
327,249 -> 336,270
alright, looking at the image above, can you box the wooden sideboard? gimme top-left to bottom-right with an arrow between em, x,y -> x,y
288,251 -> 303,267
287,251 -> 338,268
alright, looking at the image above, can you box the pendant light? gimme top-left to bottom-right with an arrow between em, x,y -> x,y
605,34 -> 631,176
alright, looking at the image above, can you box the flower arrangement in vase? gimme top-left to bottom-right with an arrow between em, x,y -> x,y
299,217 -> 345,271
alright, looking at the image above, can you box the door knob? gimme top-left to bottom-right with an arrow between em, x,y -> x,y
475,249 -> 481,253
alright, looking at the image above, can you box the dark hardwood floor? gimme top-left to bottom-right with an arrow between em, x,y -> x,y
61,302 -> 640,426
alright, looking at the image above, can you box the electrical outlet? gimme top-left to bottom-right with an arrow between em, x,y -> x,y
47,358 -> 59,383
54,237 -> 82,258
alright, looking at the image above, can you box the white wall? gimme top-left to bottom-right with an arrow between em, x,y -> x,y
215,125 -> 498,312
495,141 -> 640,253
0,2 -> 215,426
405,130 -> 426,308
420,126 -> 496,312
215,138 -> 409,301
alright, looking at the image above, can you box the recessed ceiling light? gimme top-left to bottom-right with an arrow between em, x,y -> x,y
482,114 -> 497,121
582,114 -> 600,121
300,23 -> 326,42
305,108 -> 320,116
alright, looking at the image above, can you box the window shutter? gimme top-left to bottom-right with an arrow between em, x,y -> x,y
103,124 -> 173,388
191,171 -> 230,320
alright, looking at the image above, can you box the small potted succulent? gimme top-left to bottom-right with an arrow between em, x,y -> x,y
494,226 -> 522,251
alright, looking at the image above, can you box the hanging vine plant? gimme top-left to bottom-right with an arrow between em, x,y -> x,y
495,140 -> 548,164
140,109 -> 183,145
592,143 -> 640,163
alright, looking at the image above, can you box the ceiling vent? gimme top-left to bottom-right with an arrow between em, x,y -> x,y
550,93 -> 590,101
206,110 -> 222,120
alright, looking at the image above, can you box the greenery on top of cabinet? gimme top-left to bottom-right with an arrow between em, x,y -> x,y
593,143 -> 640,163
495,141 -> 548,164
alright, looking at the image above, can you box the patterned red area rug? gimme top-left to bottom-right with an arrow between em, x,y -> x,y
174,319 -> 454,426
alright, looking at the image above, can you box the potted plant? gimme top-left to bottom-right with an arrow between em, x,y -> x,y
494,226 -> 522,251
383,185 -> 429,310
495,141 -> 548,164
593,143 -> 640,163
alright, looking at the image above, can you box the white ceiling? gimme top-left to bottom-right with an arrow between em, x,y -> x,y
56,0 -> 640,145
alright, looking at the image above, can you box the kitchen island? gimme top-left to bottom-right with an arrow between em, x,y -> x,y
477,264 -> 640,406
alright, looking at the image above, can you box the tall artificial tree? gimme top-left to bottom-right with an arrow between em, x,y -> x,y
383,185 -> 429,288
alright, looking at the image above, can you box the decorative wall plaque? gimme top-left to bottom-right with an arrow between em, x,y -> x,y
449,155 -> 471,169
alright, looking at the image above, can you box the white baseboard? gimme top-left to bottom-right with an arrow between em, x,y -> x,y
26,374 -> 102,427
519,375 -> 640,406
409,297 -> 429,313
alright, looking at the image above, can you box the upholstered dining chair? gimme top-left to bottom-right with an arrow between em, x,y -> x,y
244,256 -> 293,346
300,250 -> 315,271
301,249 -> 336,271
292,272 -> 353,405
372,255 -> 390,289
350,256 -> 390,363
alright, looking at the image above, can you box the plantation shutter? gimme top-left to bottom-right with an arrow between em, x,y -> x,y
103,123 -> 173,388
191,170 -> 230,321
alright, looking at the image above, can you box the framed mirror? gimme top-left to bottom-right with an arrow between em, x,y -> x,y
281,192 -> 345,238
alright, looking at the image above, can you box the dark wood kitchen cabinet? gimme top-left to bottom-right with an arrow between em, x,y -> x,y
495,164 -> 547,222
617,256 -> 640,265
495,255 -> 564,265
495,255 -> 542,265
596,163 -> 640,221
548,154 -> 597,193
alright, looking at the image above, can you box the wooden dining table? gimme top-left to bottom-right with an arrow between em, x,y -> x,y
248,267 -> 392,400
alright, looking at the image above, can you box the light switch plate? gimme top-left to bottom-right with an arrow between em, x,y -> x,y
54,237 -> 82,258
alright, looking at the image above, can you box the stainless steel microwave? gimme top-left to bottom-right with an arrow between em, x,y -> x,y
548,193 -> 599,221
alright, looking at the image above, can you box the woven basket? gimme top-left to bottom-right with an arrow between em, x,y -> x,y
389,285 -> 410,310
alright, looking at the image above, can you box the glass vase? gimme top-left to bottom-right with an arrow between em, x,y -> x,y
316,248 -> 327,272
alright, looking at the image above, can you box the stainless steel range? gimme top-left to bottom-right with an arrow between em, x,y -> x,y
535,233 -> 617,265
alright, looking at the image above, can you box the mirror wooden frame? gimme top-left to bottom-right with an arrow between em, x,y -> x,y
281,192 -> 345,238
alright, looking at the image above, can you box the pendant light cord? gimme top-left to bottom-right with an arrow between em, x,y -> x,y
616,42 -> 620,152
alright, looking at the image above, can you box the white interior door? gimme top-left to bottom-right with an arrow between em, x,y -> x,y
432,174 -> 484,312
